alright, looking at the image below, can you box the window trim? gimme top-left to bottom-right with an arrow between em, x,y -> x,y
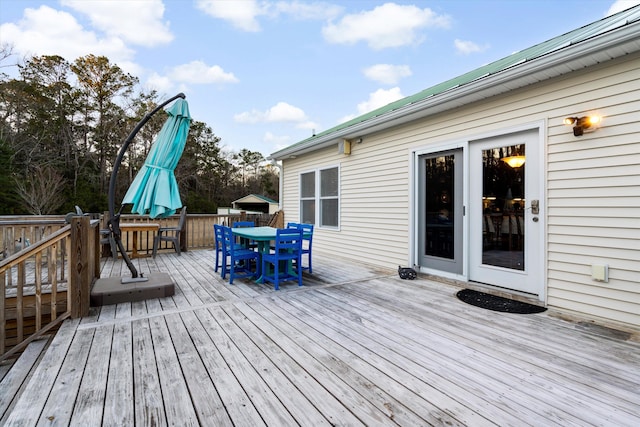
299,164 -> 340,229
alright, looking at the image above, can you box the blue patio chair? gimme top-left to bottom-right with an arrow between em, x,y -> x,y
213,224 -> 225,273
261,228 -> 303,290
233,220 -> 256,249
287,222 -> 314,273
222,225 -> 259,284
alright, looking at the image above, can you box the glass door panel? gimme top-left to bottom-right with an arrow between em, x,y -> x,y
418,149 -> 462,275
425,155 -> 455,259
481,144 -> 525,270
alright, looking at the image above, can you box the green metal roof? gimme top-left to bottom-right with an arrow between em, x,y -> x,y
272,5 -> 640,157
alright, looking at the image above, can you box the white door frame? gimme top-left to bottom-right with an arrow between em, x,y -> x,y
410,120 -> 547,301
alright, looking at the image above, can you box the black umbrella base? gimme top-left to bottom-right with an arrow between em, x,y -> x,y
90,273 -> 175,306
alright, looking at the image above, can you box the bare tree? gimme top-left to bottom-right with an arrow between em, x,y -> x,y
14,165 -> 66,214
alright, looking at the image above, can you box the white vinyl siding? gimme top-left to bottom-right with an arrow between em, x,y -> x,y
281,51 -> 640,328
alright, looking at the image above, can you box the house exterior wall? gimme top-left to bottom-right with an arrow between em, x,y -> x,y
282,52 -> 640,328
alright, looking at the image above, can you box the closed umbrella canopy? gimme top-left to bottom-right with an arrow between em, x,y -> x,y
123,98 -> 191,218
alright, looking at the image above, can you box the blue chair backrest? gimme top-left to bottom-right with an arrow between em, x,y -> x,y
298,223 -> 313,237
287,222 -> 313,242
233,221 -> 254,228
221,225 -> 233,249
214,224 -> 224,248
274,228 -> 302,253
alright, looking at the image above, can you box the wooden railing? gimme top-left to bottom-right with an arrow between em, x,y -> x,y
1,210 -> 281,359
1,216 -> 100,361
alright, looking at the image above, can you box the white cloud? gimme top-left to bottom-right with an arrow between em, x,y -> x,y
196,0 -> 342,32
340,87 -> 404,123
170,61 -> 239,84
606,0 -> 640,15
196,0 -> 266,32
0,5 -> 135,65
322,3 -> 450,50
273,1 -> 343,20
234,102 -> 308,124
61,0 -> 173,47
454,39 -> 490,55
146,72 -> 173,93
363,64 -> 412,85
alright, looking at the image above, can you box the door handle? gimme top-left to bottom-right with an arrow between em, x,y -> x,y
531,200 -> 539,215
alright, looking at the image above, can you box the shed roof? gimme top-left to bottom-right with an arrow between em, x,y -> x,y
270,5 -> 640,160
233,194 -> 278,205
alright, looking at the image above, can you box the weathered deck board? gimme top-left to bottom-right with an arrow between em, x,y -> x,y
2,249 -> 639,426
0,337 -> 49,422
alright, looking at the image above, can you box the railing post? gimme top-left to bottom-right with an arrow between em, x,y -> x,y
0,271 -> 5,355
69,216 -> 91,318
180,218 -> 188,253
93,222 -> 101,281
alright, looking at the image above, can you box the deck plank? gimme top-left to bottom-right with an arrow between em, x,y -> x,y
0,338 -> 48,422
69,325 -> 113,426
231,301 -> 368,426
180,309 -> 266,426
163,312 -> 233,426
3,250 -> 640,426
132,318 -> 167,426
215,303 -> 335,426
103,321 -> 135,426
37,327 -> 95,425
3,319 -> 80,426
203,305 -> 300,426
148,314 -> 200,426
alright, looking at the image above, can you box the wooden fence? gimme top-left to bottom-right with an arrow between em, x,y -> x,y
130,212 -> 275,255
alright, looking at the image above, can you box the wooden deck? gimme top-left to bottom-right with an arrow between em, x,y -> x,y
1,249 -> 639,426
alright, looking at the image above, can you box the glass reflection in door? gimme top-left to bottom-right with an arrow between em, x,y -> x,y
481,144 -> 525,270
425,155 -> 455,259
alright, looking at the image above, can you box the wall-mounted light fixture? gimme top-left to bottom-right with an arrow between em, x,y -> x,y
564,115 -> 601,136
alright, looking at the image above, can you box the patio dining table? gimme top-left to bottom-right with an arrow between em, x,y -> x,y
231,226 -> 310,283
119,222 -> 160,258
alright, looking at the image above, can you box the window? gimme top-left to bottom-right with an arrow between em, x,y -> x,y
300,166 -> 339,228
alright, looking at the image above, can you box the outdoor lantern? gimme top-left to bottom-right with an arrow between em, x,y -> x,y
564,115 -> 601,136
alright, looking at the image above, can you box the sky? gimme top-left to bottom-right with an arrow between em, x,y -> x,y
1,0 -> 639,158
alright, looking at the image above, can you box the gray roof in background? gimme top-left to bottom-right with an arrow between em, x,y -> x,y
270,5 -> 640,160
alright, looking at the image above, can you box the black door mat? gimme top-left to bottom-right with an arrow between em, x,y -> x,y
457,289 -> 547,314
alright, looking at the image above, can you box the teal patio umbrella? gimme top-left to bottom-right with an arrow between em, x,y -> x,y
122,97 -> 191,218
104,93 -> 189,283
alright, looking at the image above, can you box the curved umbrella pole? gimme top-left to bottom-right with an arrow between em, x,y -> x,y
107,93 -> 185,282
